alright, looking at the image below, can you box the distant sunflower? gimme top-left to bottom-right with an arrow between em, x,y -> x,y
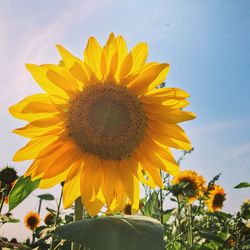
24,211 -> 40,231
205,185 -> 225,212
10,33 -> 195,215
123,203 -> 132,215
44,212 -> 55,226
172,170 -> 205,203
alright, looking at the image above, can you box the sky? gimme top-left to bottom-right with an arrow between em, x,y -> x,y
0,0 -> 250,241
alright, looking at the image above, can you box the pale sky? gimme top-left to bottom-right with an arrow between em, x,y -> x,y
0,0 -> 250,241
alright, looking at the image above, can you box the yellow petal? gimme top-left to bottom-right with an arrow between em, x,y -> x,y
120,42 -> 148,82
84,37 -> 102,80
135,150 -> 163,188
147,120 -> 191,144
148,110 -> 196,124
128,63 -> 170,95
140,87 -> 189,104
115,35 -> 128,82
26,64 -> 70,99
84,189 -> 105,216
142,136 -> 180,175
80,154 -> 102,204
13,124 -> 64,138
119,160 -> 139,210
13,135 -> 60,161
41,145 -> 82,179
100,33 -> 118,81
39,169 -> 69,189
63,159 -> 83,208
101,160 -> 118,207
139,139 -> 180,176
128,156 -> 156,188
29,114 -> 66,127
46,69 -> 79,98
9,94 -> 65,121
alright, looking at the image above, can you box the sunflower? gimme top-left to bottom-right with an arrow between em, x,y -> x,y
24,211 -> 40,230
44,212 -> 55,226
123,203 -> 132,215
172,170 -> 205,203
205,185 -> 225,212
9,33 -> 195,215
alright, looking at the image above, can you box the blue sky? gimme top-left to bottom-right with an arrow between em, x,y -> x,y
0,0 -> 250,240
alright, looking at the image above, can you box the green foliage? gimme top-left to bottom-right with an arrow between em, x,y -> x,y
56,216 -> 164,250
37,193 -> 55,200
234,182 -> 250,189
8,176 -> 40,211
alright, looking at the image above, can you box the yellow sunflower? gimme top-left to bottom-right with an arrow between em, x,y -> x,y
172,170 -> 205,203
205,185 -> 225,212
9,33 -> 195,215
24,211 -> 40,231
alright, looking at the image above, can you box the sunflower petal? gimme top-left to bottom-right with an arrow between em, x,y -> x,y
63,160 -> 83,208
84,36 -> 102,80
129,63 -> 170,95
80,154 -> 102,204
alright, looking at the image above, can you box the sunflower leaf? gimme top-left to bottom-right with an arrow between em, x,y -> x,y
56,215 -> 164,250
234,182 -> 250,189
9,176 -> 40,211
37,194 -> 55,200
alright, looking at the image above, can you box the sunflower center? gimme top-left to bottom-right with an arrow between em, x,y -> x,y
213,193 -> 224,208
181,178 -> 197,195
68,83 -> 147,160
27,216 -> 38,228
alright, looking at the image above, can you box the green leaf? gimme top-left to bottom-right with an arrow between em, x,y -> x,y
56,215 -> 164,250
9,176 -> 40,211
0,214 -> 20,223
163,208 -> 174,223
234,182 -> 250,189
199,230 -> 225,244
143,192 -> 159,217
37,194 -> 54,200
240,239 -> 250,249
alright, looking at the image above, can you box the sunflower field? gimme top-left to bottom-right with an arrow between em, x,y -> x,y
0,34 -> 249,250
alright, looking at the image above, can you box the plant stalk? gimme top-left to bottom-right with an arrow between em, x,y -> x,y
71,197 -> 83,250
50,187 -> 63,250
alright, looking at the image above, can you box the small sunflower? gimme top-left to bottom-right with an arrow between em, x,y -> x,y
24,211 -> 40,231
172,170 -> 205,203
123,203 -> 132,215
0,166 -> 18,185
10,33 -> 195,215
44,212 -> 55,226
205,185 -> 225,212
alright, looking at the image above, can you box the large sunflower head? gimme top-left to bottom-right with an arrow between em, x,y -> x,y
9,33 -> 195,216
205,184 -> 226,212
24,211 -> 40,231
172,170 -> 205,203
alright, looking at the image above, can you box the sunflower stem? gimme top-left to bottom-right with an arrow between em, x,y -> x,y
0,193 -> 5,215
71,197 -> 83,250
37,198 -> 42,215
187,204 -> 193,247
159,171 -> 164,224
50,186 -> 63,250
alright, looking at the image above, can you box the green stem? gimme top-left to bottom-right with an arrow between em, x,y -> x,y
0,193 -> 5,215
50,187 -> 63,250
71,197 -> 83,250
187,204 -> 193,248
159,171 -> 164,224
176,196 -> 182,249
37,198 -> 42,215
